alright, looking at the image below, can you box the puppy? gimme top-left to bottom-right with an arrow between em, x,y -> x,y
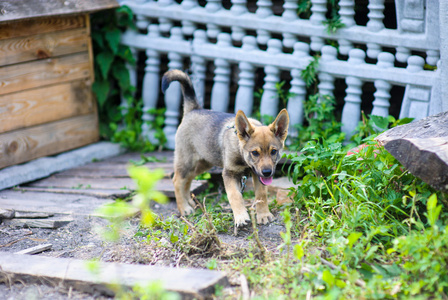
162,70 -> 289,226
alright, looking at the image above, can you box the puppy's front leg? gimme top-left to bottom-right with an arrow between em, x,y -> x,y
223,170 -> 250,226
252,173 -> 275,224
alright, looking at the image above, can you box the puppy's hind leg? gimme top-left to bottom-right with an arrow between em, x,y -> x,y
173,160 -> 212,216
173,169 -> 196,215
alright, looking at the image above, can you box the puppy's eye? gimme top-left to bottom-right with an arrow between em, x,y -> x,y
271,149 -> 277,155
251,151 -> 259,157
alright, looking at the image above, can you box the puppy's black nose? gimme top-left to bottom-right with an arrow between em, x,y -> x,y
262,169 -> 272,177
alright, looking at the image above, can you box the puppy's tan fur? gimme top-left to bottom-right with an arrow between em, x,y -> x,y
162,70 -> 289,226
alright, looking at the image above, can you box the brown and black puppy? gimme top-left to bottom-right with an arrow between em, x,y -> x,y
162,70 -> 289,227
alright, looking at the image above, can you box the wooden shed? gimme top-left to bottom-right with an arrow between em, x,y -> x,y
0,0 -> 118,169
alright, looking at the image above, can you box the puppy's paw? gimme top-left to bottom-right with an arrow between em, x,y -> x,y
257,212 -> 275,225
182,204 -> 195,216
234,210 -> 251,227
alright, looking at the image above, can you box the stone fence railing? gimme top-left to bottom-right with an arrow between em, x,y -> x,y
118,0 -> 442,149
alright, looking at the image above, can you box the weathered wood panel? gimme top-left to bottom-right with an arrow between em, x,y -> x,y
0,16 -> 85,40
0,190 -> 112,215
0,81 -> 94,133
17,187 -> 131,199
28,177 -> 207,199
0,252 -> 227,298
0,114 -> 99,169
0,1 -> 119,23
0,52 -> 91,96
0,28 -> 89,66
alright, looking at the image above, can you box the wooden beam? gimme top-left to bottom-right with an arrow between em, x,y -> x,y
0,252 -> 227,298
0,52 -> 91,96
0,1 -> 119,23
0,81 -> 94,133
0,16 -> 85,40
0,28 -> 90,66
0,113 -> 99,169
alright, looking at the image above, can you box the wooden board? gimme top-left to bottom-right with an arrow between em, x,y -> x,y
0,28 -> 90,66
105,151 -> 175,164
0,16 -> 86,40
0,190 -> 113,216
0,1 -> 119,23
0,80 -> 94,133
53,161 -> 175,178
0,52 -> 91,96
0,252 -> 227,298
0,113 -> 99,169
27,177 -> 208,199
18,187 -> 131,199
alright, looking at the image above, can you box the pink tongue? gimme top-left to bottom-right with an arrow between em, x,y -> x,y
260,177 -> 273,186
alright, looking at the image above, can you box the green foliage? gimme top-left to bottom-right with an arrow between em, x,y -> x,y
301,55 -> 320,88
91,7 -> 165,151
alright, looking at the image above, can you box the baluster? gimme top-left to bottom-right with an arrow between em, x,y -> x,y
205,0 -> 221,38
309,0 -> 325,52
260,40 -> 282,118
406,55 -> 425,72
235,36 -> 257,114
426,50 -> 440,66
339,0 -> 355,27
399,56 -> 426,119
367,0 -> 385,32
283,0 -> 299,20
231,0 -> 247,42
211,34 -> 232,112
163,28 -> 184,149
135,15 -> 150,31
371,52 -> 394,118
287,69 -> 306,139
310,0 -> 326,26
158,0 -> 174,34
366,0 -> 384,59
191,31 -> 208,107
181,0 -> 196,10
231,0 -> 247,15
396,46 -> 410,63
318,46 -> 337,99
235,62 -> 255,115
256,0 -> 272,45
341,49 -> 365,141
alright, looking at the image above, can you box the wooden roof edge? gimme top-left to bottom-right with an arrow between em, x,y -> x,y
0,0 -> 119,23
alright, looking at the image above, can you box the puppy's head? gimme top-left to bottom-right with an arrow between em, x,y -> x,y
235,109 -> 289,186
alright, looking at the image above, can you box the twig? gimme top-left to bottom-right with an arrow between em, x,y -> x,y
249,201 -> 267,262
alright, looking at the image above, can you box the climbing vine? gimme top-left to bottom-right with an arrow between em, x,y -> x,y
90,7 -> 165,151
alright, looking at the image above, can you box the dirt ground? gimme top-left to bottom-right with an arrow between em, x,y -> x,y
0,195 -> 286,299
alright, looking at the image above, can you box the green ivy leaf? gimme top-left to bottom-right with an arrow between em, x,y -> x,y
92,80 -> 110,108
96,51 -> 114,80
112,62 -> 131,91
322,269 -> 335,287
347,232 -> 362,248
105,28 -> 121,54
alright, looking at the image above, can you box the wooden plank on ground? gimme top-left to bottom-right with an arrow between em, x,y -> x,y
15,243 -> 53,255
0,28 -> 90,66
0,252 -> 227,298
0,81 -> 94,133
5,218 -> 72,229
53,161 -> 174,178
105,151 -> 175,164
0,190 -> 113,216
18,187 -> 131,199
0,113 -> 99,169
0,52 -> 91,96
0,16 -> 86,40
27,177 -> 208,199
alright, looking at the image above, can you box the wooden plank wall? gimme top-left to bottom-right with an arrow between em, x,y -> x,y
0,15 -> 99,169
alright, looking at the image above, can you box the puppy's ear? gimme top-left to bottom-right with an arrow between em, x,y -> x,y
235,110 -> 254,141
269,109 -> 289,141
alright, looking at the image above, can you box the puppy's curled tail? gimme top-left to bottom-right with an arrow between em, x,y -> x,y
161,70 -> 201,114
